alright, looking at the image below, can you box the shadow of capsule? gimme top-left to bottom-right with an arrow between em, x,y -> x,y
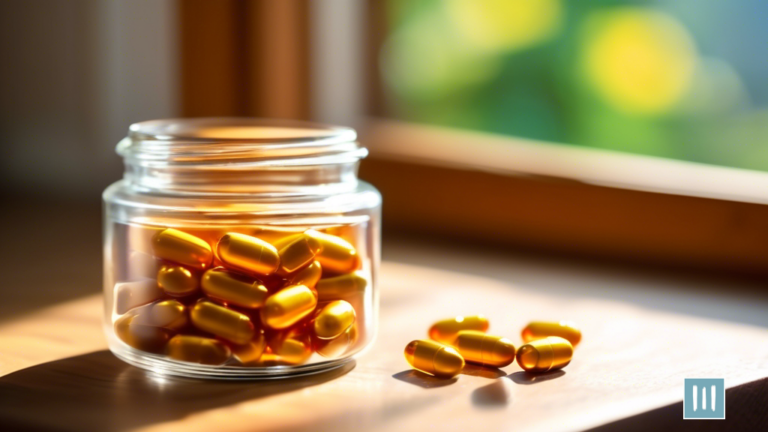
471,380 -> 513,408
461,364 -> 507,379
391,370 -> 458,388
0,350 -> 354,432
508,370 -> 566,385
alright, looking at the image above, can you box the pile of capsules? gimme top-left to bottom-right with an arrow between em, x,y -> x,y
404,316 -> 581,378
114,227 -> 367,366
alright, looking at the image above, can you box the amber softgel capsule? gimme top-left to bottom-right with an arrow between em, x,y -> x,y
451,330 -> 516,368
152,228 -> 213,270
167,335 -> 231,365
428,315 -> 489,345
521,321 -> 582,347
260,285 -> 318,330
201,268 -> 269,309
516,336 -> 573,373
217,232 -> 280,275
157,264 -> 199,297
404,339 -> 465,378
190,300 -> 255,345
313,300 -> 356,340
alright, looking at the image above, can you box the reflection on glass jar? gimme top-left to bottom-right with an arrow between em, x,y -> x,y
103,118 -> 381,379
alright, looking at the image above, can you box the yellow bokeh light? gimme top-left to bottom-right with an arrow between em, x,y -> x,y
581,8 -> 697,115
446,0 -> 563,53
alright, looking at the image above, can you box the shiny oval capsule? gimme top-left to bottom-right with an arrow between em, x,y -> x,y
132,299 -> 189,331
428,315 -> 489,345
167,335 -> 231,365
313,300 -> 356,340
274,233 -> 322,275
217,232 -> 280,275
315,273 -> 367,302
522,321 -> 582,347
190,300 -> 255,345
315,324 -> 358,358
229,332 -> 267,365
290,260 -> 322,288
404,339 -> 465,378
114,314 -> 172,354
516,336 -> 573,373
152,228 -> 213,270
201,268 -> 269,309
308,230 -> 360,274
260,285 -> 318,330
451,330 -> 516,368
157,264 -> 199,297
114,279 -> 163,315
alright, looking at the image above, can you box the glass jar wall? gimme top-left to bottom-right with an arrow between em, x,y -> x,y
102,118 -> 381,379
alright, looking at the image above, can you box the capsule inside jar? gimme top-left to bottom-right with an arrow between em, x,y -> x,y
201,268 -> 269,309
167,335 -> 231,365
132,299 -> 189,331
157,264 -> 199,297
313,300 -> 356,340
229,332 -> 267,365
274,232 -> 322,275
290,260 -> 322,288
266,328 -> 313,365
315,273 -> 367,302
308,230 -> 360,275
260,285 -> 318,330
314,324 -> 358,358
152,228 -> 213,270
115,314 -> 173,354
217,232 -> 280,275
190,300 -> 255,345
114,279 -> 164,315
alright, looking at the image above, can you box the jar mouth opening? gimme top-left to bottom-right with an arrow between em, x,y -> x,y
118,117 -> 365,167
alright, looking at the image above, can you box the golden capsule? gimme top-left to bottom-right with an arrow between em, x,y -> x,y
114,279 -> 164,315
451,330 -> 516,368
274,233 -> 321,275
190,300 -> 255,345
152,228 -> 213,270
132,299 -> 189,331
428,315 -> 489,345
290,260 -> 322,288
404,340 -> 465,378
269,337 -> 313,365
201,268 -> 269,309
522,321 -> 582,347
167,335 -> 231,365
314,300 -> 356,340
157,264 -> 198,297
114,314 -> 172,354
516,336 -> 574,373
315,273 -> 367,302
216,232 -> 280,275
260,285 -> 317,330
229,332 -> 267,365
308,230 -> 360,274
315,324 -> 358,358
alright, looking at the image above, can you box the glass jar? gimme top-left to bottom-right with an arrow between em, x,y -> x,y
102,118 -> 381,379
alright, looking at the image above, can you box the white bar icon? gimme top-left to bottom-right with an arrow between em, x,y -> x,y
702,386 -> 707,410
693,385 -> 697,411
712,385 -> 716,411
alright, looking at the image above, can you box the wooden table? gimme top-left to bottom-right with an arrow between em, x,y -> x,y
0,260 -> 766,432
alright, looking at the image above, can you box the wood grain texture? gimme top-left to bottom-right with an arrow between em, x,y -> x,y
0,262 -> 766,431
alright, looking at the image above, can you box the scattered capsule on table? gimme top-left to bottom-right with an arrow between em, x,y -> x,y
451,330 -> 516,368
404,339 -> 465,378
313,300 -> 356,340
516,336 -> 574,373
274,232 -> 322,275
290,260 -> 322,288
157,264 -> 199,297
229,332 -> 267,365
315,324 -> 358,358
152,228 -> 213,270
315,273 -> 367,302
132,299 -> 189,331
521,321 -> 582,347
190,300 -> 255,345
260,285 -> 318,330
114,279 -> 164,314
115,314 -> 173,353
167,335 -> 231,365
428,315 -> 489,345
216,232 -> 280,275
309,230 -> 360,274
201,268 -> 269,309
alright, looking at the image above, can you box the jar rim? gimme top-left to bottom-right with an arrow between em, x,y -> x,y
118,117 -> 365,167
